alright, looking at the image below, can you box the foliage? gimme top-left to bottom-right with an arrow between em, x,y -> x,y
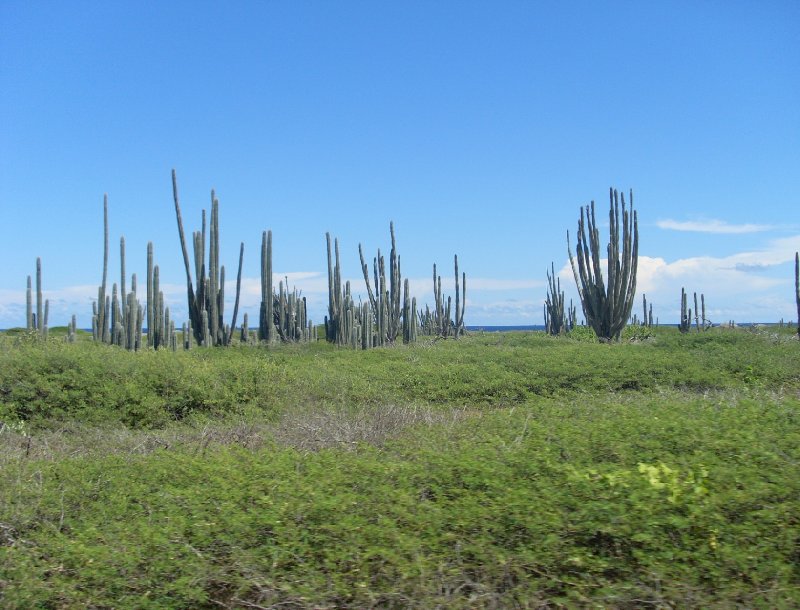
0,329 -> 799,607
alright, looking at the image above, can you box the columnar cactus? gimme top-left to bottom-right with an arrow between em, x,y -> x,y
679,287 -> 692,333
171,170 -> 244,347
325,232 -> 372,348
257,230 -> 311,344
454,255 -> 466,337
568,188 -> 639,342
544,262 -> 567,336
26,275 -> 32,331
67,314 -> 77,343
359,222 -> 409,345
36,257 -> 43,336
95,194 -> 110,343
25,258 -> 49,338
795,252 -> 799,339
259,230 -> 275,343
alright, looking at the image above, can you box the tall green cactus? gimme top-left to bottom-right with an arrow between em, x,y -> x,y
795,252 -> 799,340
259,230 -> 275,343
679,287 -> 692,333
326,232 -> 372,348
26,275 -> 33,331
641,293 -> 653,327
171,170 -> 244,347
544,262 -> 567,336
568,188 -> 639,342
94,194 -> 110,343
422,255 -> 465,338
25,258 -> 49,338
258,230 -> 311,344
359,222 -> 406,345
454,255 -> 465,337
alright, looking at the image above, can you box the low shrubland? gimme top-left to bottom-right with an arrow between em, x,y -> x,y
0,327 -> 798,607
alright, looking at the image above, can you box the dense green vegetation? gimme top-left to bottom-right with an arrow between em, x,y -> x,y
1,327 -> 798,608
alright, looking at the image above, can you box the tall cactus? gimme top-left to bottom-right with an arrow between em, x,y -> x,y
94,194 -> 110,343
26,275 -> 33,331
454,254 -> 466,337
795,252 -> 799,340
258,231 -> 311,344
679,287 -> 692,333
326,232 -> 372,348
25,258 -> 49,338
171,170 -> 244,347
568,188 -> 639,342
359,222 -> 406,345
259,230 -> 275,343
544,262 -> 567,336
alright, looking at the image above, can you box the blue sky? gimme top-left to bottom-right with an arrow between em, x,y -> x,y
1,1 -> 798,328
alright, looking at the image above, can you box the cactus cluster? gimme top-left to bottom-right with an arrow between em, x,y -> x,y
630,294 -> 655,327
171,170 -> 244,347
67,314 -> 77,343
25,257 -> 49,339
325,232 -> 372,348
568,188 -> 638,342
324,224 -> 457,349
795,252 -> 799,339
259,230 -> 313,344
642,294 -> 654,327
358,222 -> 417,345
91,198 -> 151,351
419,255 -> 466,338
679,288 -> 710,333
20,174 -> 473,351
543,262 -> 576,335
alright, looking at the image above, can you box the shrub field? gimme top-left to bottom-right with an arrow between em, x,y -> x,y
1,327 -> 798,608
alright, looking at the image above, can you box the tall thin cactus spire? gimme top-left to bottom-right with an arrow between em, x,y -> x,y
567,188 -> 638,342
36,257 -> 43,335
795,252 -> 799,339
96,194 -> 110,342
544,261 -> 566,335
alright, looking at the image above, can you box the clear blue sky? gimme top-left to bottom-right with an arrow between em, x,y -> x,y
2,1 -> 798,328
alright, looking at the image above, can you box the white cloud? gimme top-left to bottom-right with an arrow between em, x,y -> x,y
656,219 -> 773,234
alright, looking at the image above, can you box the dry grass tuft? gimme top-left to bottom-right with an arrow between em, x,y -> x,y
0,403 -> 468,464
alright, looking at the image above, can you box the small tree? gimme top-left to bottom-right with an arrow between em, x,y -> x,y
567,188 -> 638,342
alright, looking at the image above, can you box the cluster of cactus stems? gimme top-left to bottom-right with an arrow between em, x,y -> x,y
642,293 -> 654,327
358,222 -> 417,345
21,174 -> 479,351
679,288 -> 710,333
679,288 -> 692,333
325,227 -> 424,350
326,232 -> 367,347
171,170 -> 244,347
67,314 -> 77,343
25,257 -> 49,339
543,262 -> 575,335
91,197 -> 159,351
795,252 -> 799,339
419,256 -> 466,338
631,294 -> 655,327
568,188 -> 638,342
259,230 -> 314,344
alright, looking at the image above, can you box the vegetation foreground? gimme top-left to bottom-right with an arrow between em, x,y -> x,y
1,327 -> 799,608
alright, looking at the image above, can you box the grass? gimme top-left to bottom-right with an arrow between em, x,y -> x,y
0,326 -> 798,607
